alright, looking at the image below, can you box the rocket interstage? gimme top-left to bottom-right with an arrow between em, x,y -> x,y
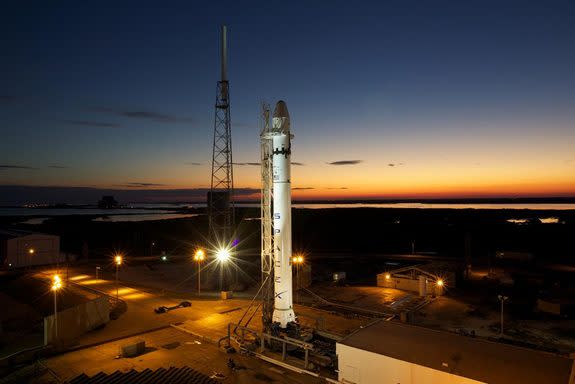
271,101 -> 296,328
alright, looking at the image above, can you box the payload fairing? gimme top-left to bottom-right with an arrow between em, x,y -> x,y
270,101 -> 296,328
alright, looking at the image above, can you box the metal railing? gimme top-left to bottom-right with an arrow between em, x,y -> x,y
222,323 -> 314,370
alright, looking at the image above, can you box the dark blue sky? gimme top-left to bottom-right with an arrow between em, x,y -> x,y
1,1 -> 574,202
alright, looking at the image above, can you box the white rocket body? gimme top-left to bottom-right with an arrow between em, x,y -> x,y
271,101 -> 296,327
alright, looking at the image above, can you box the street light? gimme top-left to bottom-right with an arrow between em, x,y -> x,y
51,274 -> 62,341
498,295 -> 509,336
28,248 -> 35,255
114,254 -> 123,300
193,249 -> 205,295
436,279 -> 444,287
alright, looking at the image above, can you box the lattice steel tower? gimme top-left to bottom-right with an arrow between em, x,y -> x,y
208,25 -> 234,245
260,102 -> 274,332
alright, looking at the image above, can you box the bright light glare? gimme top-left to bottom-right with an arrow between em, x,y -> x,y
436,279 -> 444,287
29,248 -> 35,254
115,255 -> 123,265
385,273 -> 391,280
216,248 -> 231,262
292,254 -> 304,264
52,274 -> 62,291
161,255 -> 167,261
194,249 -> 205,261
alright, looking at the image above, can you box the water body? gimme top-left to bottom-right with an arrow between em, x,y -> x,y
93,213 -> 200,222
2,203 -> 574,218
292,203 -> 575,210
507,217 -> 561,225
0,208 -> 175,216
137,202 -> 575,210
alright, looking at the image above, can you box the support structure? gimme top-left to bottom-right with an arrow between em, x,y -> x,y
260,103 -> 274,332
209,25 -> 234,247
223,323 -> 314,370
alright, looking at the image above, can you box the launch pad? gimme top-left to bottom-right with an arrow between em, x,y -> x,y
217,100 -> 344,376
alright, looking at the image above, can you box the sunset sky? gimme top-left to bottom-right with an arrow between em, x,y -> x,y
1,1 -> 574,202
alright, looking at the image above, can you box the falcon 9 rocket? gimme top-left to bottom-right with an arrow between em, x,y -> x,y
270,101 -> 296,328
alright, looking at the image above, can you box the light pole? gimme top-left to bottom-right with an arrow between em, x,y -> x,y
194,249 -> 205,295
115,254 -> 123,300
498,295 -> 509,336
51,274 -> 62,341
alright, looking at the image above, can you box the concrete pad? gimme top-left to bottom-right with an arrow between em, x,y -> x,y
43,328 -> 324,383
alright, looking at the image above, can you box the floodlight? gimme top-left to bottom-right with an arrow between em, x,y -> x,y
216,248 -> 231,262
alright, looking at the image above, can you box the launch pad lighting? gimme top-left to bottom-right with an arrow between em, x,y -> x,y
194,249 -> 205,261
52,275 -> 62,291
292,255 -> 304,264
216,248 -> 231,262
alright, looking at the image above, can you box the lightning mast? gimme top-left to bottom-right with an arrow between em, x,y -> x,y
209,25 -> 234,247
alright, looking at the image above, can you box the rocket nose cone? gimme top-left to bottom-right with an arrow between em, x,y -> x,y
273,100 -> 290,120
272,100 -> 291,134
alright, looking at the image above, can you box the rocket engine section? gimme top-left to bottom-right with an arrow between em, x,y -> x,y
271,101 -> 296,328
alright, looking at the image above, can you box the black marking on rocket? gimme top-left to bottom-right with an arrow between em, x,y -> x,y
273,146 -> 291,158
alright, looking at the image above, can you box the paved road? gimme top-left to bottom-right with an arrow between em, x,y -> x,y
32,268 -> 347,383
35,268 -> 257,347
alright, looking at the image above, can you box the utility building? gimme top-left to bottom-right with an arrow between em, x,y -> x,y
378,263 -> 456,296
337,320 -> 575,384
0,229 -> 63,268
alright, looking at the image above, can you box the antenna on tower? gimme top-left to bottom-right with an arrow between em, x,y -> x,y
208,25 -> 234,258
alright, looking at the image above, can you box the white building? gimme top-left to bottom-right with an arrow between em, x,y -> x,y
0,229 -> 63,268
337,320 -> 574,384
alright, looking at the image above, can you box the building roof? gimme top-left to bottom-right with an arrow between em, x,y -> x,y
378,262 -> 459,285
338,320 -> 574,384
0,228 -> 56,241
70,366 -> 219,384
0,228 -> 35,240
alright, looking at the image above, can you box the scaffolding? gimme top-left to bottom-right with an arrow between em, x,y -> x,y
260,102 -> 274,332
